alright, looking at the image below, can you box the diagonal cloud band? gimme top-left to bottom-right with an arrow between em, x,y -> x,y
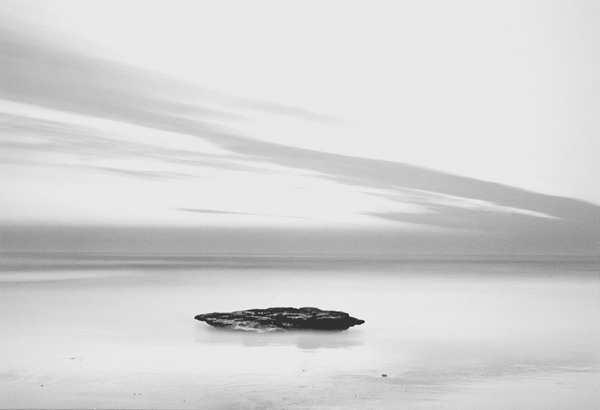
1,25 -> 598,252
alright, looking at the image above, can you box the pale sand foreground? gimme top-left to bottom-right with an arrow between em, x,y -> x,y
0,255 -> 598,409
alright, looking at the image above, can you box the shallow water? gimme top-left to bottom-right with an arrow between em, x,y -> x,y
0,254 -> 598,409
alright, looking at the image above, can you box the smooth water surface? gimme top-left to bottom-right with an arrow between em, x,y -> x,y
0,254 -> 598,409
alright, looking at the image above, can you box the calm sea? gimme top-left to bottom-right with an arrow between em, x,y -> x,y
1,253 -> 598,409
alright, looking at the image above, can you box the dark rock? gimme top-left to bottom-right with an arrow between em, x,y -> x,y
195,307 -> 365,331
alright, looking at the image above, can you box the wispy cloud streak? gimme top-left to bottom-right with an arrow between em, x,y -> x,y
1,25 -> 598,253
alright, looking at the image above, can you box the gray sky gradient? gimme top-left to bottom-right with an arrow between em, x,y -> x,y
0,8 -> 598,255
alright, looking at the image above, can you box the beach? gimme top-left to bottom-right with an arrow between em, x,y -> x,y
2,1 -> 599,408
0,254 -> 598,409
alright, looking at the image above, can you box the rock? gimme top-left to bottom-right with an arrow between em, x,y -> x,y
195,307 -> 365,331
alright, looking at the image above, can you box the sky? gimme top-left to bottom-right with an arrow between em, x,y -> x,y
0,0 -> 598,254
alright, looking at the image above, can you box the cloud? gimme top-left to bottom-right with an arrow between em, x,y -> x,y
0,111 -> 277,179
2,224 -> 596,256
0,26 -> 232,125
177,208 -> 318,221
233,99 -> 343,125
179,208 -> 254,215
213,133 -> 599,224
1,24 -> 598,254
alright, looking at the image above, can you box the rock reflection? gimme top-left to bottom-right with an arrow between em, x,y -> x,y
195,326 -> 364,350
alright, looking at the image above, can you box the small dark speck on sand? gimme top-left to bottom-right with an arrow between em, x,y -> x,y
381,374 -> 388,378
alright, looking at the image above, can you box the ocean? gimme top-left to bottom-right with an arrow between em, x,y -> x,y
0,253 -> 598,409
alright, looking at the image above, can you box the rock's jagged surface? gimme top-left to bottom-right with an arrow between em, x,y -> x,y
195,307 -> 365,331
